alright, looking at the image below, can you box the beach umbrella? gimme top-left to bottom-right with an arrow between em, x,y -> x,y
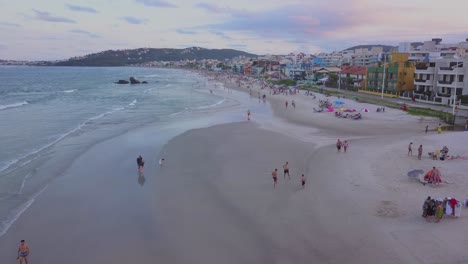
407,169 -> 424,178
334,101 -> 344,105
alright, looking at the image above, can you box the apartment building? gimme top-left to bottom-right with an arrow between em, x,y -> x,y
413,56 -> 468,105
365,53 -> 415,95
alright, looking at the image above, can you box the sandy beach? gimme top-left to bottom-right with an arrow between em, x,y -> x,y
1,72 -> 468,263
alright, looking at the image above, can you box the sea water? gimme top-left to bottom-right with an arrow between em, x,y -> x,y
0,66 -> 267,236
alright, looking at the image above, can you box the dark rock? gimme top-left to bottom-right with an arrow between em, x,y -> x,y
142,81 -> 148,84
129,77 -> 141,84
116,80 -> 129,84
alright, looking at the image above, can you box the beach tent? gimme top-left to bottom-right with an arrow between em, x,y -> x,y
334,101 -> 345,105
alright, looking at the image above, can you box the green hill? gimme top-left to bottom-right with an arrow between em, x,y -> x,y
53,47 -> 257,66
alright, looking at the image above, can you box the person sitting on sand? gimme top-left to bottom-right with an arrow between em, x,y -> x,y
422,196 -> 431,217
283,162 -> 290,180
17,240 -> 30,264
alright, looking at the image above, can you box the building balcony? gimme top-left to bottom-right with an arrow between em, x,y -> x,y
438,67 -> 463,75
414,67 -> 435,74
437,81 -> 464,88
414,79 -> 432,85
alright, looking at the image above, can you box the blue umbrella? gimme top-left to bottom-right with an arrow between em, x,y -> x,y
334,101 -> 345,105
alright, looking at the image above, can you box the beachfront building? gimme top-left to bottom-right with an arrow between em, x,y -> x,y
314,52 -> 342,67
339,65 -> 367,89
413,56 -> 468,105
364,53 -> 415,96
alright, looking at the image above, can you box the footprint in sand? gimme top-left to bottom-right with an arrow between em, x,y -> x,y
375,200 -> 401,218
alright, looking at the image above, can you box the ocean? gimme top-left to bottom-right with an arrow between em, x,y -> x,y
0,66 -> 261,236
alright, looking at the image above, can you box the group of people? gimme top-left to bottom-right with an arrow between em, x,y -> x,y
336,139 -> 349,153
408,142 -> 424,160
428,145 -> 449,160
422,196 -> 462,222
284,100 -> 296,109
271,162 -> 306,189
422,167 -> 443,185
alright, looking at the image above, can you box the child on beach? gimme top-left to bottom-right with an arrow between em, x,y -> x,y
343,140 -> 349,153
17,240 -> 30,264
301,174 -> 305,189
272,169 -> 278,188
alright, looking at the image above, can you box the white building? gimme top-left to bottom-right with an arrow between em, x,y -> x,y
413,55 -> 468,105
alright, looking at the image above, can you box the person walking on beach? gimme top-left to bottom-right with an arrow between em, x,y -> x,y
17,240 -> 30,264
343,140 -> 349,153
301,174 -> 306,189
137,155 -> 144,172
408,142 -> 413,156
285,100 -> 288,109
283,162 -> 290,180
291,100 -> 296,108
425,125 -> 429,134
247,109 -> 251,121
437,123 -> 442,134
272,169 -> 278,188
336,139 -> 342,152
418,145 -> 423,160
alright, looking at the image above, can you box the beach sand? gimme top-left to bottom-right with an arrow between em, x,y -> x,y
1,73 -> 468,263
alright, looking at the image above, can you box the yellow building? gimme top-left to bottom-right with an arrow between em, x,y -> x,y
365,53 -> 415,96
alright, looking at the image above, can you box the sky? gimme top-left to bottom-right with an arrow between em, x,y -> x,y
1,0 -> 468,60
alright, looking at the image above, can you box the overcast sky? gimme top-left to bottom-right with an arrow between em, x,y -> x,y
1,0 -> 467,60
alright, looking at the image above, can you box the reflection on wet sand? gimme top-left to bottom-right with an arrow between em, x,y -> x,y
138,171 -> 145,186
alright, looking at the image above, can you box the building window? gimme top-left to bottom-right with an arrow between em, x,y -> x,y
459,75 -> 464,82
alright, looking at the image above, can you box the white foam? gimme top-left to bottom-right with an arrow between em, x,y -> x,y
0,185 -> 48,237
0,101 -> 28,110
192,98 -> 226,110
128,99 -> 137,106
62,89 -> 76,93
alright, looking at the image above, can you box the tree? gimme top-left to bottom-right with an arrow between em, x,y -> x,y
328,73 -> 339,84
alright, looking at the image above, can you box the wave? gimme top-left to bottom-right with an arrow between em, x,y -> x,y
62,89 -> 76,93
0,185 -> 48,237
0,99 -> 137,174
192,98 -> 226,110
0,101 -> 28,111
128,99 -> 137,107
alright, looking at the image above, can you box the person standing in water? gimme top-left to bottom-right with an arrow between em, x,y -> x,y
301,174 -> 306,189
283,162 -> 290,180
136,155 -> 144,172
17,240 -> 30,264
272,169 -> 278,188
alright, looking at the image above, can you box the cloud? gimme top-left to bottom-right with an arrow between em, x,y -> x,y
176,29 -> 197,35
31,9 -> 76,23
0,22 -> 21,27
65,4 -> 98,13
211,31 -> 232,40
69,29 -> 100,38
135,0 -> 177,8
195,3 -> 249,16
120,16 -> 148,25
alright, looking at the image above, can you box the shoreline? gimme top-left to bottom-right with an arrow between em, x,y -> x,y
1,70 -> 468,263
